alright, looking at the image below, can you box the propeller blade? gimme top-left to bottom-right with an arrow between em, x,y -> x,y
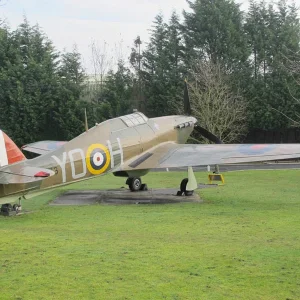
195,125 -> 223,144
183,80 -> 191,115
84,108 -> 88,132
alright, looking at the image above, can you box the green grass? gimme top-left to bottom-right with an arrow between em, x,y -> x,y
1,170 -> 300,300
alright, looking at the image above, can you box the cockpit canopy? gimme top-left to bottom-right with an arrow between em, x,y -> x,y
119,112 -> 148,127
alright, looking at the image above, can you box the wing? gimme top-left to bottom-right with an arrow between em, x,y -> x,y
119,143 -> 300,171
22,141 -> 67,155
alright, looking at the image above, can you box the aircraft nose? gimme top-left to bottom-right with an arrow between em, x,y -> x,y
174,116 -> 197,129
190,117 -> 197,124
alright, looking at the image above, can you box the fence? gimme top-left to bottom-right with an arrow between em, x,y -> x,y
244,128 -> 300,143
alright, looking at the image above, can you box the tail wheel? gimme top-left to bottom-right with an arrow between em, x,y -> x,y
128,177 -> 142,192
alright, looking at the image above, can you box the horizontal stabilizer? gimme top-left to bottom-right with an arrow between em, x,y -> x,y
22,140 -> 67,155
0,165 -> 55,184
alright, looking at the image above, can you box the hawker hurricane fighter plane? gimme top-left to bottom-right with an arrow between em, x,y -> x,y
1,84 -> 300,211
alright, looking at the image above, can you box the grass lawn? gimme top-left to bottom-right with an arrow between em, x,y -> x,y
0,170 -> 300,300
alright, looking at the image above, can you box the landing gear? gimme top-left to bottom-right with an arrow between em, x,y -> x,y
126,177 -> 148,192
127,177 -> 141,191
0,196 -> 23,216
177,178 -> 194,196
13,204 -> 21,212
0,202 -> 22,216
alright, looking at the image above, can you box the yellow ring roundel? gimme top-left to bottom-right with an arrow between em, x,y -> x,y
86,144 -> 111,175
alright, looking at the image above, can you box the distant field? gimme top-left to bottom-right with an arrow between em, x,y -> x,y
1,170 -> 300,300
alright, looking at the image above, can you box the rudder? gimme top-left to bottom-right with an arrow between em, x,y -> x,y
0,130 -> 26,167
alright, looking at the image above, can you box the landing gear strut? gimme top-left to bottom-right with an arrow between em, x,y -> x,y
126,177 -> 148,192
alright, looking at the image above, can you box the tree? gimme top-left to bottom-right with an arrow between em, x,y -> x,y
101,60 -> 134,118
48,46 -> 87,140
89,40 -> 113,103
164,11 -> 186,114
187,60 -> 248,143
245,0 -> 269,80
135,12 -> 186,117
244,0 -> 300,130
0,18 -> 88,145
0,19 -> 62,145
130,36 -> 143,111
140,13 -> 169,116
183,0 -> 249,72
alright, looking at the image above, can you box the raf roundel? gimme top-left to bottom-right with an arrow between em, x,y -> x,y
86,144 -> 111,175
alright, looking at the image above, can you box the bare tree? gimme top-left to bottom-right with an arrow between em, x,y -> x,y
89,40 -> 114,100
113,36 -> 125,64
187,60 -> 248,143
85,39 -> 128,104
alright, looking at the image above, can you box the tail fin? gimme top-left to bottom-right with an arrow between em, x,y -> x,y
0,130 -> 26,167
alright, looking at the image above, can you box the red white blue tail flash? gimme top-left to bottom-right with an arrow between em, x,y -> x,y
0,130 -> 26,167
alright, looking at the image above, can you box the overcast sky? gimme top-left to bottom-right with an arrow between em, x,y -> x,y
2,0 -> 254,73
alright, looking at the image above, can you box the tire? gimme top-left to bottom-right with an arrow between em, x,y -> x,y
180,178 -> 194,196
180,178 -> 188,193
184,190 -> 194,196
129,177 -> 142,192
140,184 -> 148,191
1,203 -> 12,213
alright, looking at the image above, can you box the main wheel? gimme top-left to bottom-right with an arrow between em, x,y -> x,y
128,177 -> 142,192
1,203 -> 12,213
180,178 -> 194,196
180,178 -> 188,193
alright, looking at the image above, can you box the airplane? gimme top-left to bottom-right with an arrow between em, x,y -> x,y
1,82 -> 300,213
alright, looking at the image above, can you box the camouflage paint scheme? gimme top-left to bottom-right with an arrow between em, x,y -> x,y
0,113 -> 194,201
1,112 -> 300,203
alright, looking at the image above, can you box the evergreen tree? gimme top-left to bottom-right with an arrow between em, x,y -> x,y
0,19 -> 87,144
0,19 -> 60,144
141,13 -> 169,116
49,46 -> 87,140
137,12 -> 186,117
244,0 -> 300,130
183,0 -> 249,72
130,36 -> 143,111
164,12 -> 186,114
101,60 -> 134,118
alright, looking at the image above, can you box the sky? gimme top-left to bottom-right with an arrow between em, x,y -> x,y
0,0 -> 256,73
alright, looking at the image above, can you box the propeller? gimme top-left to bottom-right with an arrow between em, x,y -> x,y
84,108 -> 88,132
183,80 -> 223,144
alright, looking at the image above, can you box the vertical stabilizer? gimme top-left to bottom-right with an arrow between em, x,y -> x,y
0,130 -> 26,167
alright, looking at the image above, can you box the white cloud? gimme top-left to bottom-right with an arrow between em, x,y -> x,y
61,0 -> 188,22
1,0 -> 191,72
1,0 -> 254,73
42,17 -> 151,72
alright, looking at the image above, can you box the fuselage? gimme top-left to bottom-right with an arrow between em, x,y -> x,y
0,112 -> 196,199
